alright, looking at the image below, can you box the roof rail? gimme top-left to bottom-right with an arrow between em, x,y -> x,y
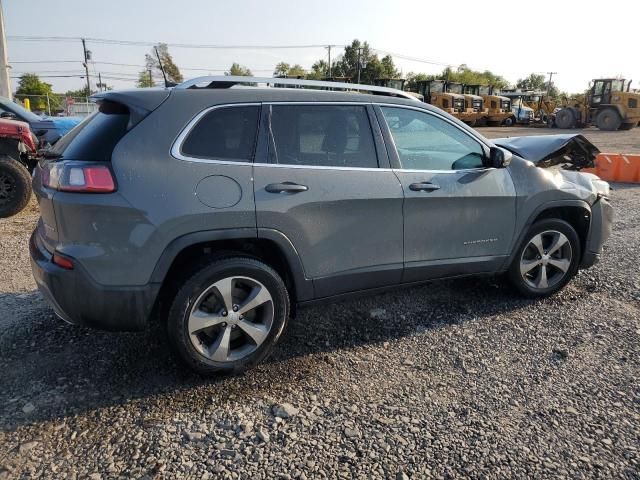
174,75 -> 420,101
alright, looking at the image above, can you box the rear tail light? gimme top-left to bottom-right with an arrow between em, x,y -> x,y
41,161 -> 116,193
52,253 -> 74,270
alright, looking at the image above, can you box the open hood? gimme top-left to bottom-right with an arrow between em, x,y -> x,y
493,134 -> 599,170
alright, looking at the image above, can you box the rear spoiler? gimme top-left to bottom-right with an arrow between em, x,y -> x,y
90,89 -> 171,130
493,134 -> 600,170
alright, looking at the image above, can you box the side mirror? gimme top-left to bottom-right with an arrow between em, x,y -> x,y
0,111 -> 16,119
486,146 -> 512,168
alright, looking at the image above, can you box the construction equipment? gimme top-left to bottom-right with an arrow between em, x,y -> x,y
446,82 -> 487,126
0,117 -> 39,217
496,91 -> 534,125
416,80 -> 464,118
554,78 -> 640,131
463,85 -> 513,126
373,78 -> 406,91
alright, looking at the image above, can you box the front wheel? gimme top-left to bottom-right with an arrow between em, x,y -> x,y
595,108 -> 622,131
508,219 -> 580,298
0,156 -> 32,218
167,256 -> 290,375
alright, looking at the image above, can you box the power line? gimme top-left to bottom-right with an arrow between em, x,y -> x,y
8,35 -> 340,49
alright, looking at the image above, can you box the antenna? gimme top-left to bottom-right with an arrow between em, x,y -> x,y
154,46 -> 169,87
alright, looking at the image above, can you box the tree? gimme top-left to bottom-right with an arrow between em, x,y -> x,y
144,43 -> 183,84
15,74 -> 61,112
310,40 -> 399,84
226,63 -> 252,76
273,62 -> 306,78
137,70 -> 155,88
307,59 -> 329,80
64,87 -> 91,98
516,73 -> 559,98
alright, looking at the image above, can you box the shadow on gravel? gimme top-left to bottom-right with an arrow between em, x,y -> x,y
0,277 -> 539,432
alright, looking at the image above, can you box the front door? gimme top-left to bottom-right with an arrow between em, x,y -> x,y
253,103 -> 404,298
375,105 -> 517,282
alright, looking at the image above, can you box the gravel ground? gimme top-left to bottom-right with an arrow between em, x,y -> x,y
1,168 -> 639,476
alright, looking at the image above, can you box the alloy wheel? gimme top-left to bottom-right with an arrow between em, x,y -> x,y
187,276 -> 274,362
519,230 -> 573,290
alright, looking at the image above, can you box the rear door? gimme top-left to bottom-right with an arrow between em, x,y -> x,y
253,103 -> 404,298
375,105 -> 516,282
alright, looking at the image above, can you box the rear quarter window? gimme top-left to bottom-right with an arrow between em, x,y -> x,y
50,101 -> 130,161
179,105 -> 260,161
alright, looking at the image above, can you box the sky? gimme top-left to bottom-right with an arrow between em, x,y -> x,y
5,0 -> 640,95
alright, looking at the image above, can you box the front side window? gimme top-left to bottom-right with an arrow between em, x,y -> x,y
270,105 -> 377,168
181,105 -> 259,161
381,106 -> 485,171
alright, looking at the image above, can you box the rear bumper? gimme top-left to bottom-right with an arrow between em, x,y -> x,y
29,231 -> 159,331
580,196 -> 613,269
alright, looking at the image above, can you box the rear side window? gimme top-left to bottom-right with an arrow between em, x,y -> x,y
181,106 -> 259,161
270,105 -> 377,168
50,101 -> 130,161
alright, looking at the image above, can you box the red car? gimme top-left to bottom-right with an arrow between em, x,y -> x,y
0,117 -> 39,217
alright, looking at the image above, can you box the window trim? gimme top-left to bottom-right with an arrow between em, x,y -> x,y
171,102 -> 261,164
264,102 -> 386,170
373,103 -> 492,173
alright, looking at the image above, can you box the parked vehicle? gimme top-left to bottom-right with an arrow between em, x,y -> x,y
447,82 -> 487,127
554,78 -> 640,131
416,80 -> 467,121
463,84 -> 513,126
0,96 -> 81,145
30,77 -> 613,375
499,92 -> 535,125
0,118 -> 39,217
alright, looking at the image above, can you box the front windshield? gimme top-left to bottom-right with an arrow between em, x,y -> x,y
612,79 -> 625,92
1,99 -> 41,122
387,80 -> 404,90
430,82 -> 444,93
448,84 -> 463,94
479,86 -> 490,95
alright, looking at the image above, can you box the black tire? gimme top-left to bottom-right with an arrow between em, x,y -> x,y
619,122 -> 636,131
0,156 -> 32,219
502,116 -> 516,127
167,256 -> 290,375
595,107 -> 622,131
554,108 -> 576,129
508,219 -> 581,298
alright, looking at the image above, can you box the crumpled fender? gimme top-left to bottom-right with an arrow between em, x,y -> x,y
493,134 -> 599,170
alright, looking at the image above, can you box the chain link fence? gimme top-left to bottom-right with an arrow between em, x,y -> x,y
13,93 -> 98,118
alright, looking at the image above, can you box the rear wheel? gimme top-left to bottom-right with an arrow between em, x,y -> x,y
0,156 -> 32,219
595,108 -> 622,131
502,116 -> 516,127
508,219 -> 580,298
167,256 -> 289,375
554,108 -> 576,129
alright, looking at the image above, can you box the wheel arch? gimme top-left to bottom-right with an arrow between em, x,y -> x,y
506,200 -> 592,268
149,228 -> 313,321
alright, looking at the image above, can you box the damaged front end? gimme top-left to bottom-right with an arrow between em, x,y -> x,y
493,134 -> 599,171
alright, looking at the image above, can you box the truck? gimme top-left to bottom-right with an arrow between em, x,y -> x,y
463,84 -> 513,126
554,78 -> 640,131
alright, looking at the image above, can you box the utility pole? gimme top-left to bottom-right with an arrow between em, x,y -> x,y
546,71 -> 557,97
82,38 -> 91,95
98,72 -> 103,92
0,1 -> 12,100
356,48 -> 362,84
326,45 -> 332,79
148,69 -> 153,87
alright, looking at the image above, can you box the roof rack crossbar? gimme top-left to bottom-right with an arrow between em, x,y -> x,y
174,76 -> 419,101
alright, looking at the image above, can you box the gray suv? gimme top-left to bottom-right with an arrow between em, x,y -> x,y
29,77 -> 613,374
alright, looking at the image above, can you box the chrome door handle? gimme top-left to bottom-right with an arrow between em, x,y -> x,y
265,182 -> 308,193
409,182 -> 440,192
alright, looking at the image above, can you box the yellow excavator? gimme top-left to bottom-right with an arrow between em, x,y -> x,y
554,78 -> 640,130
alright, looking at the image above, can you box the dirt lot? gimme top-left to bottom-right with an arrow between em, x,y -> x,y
480,125 -> 640,154
0,129 -> 639,479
